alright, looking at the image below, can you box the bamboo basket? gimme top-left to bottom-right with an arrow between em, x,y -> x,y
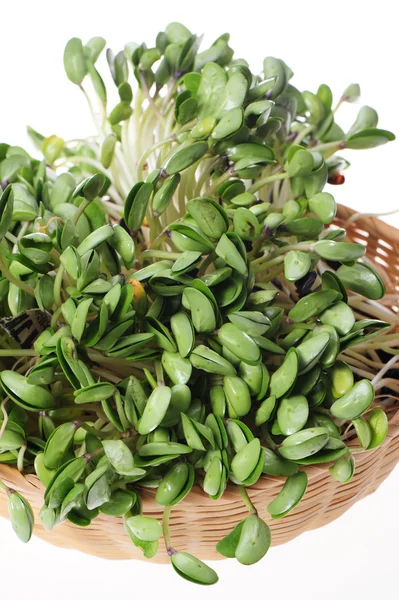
1,204 -> 398,562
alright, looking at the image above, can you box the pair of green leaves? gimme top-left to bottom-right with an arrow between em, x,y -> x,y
124,515 -> 162,559
217,515 -> 271,565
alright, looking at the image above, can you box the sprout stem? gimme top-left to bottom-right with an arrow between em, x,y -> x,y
294,125 -> 316,145
197,252 -> 215,277
259,264 -> 284,283
87,350 -> 143,373
148,232 -> 167,250
0,257 -> 36,297
78,422 -> 109,439
0,479 -> 10,493
162,505 -> 173,552
80,84 -> 103,139
248,172 -> 290,194
139,72 -> 163,117
332,98 -> 344,114
248,233 -> 270,261
51,306 -> 63,330
136,136 -> 174,180
251,243 -> 314,269
17,443 -> 27,473
84,446 -> 105,461
56,155 -> 110,178
121,118 -> 136,175
252,255 -> 284,273
372,355 -> 399,387
238,486 -> 257,515
344,208 -> 399,227
5,232 -> 18,244
53,265 -> 65,307
73,199 -> 90,225
155,360 -> 164,386
205,170 -> 232,195
141,250 -> 181,260
0,349 -> 37,357
194,158 -> 221,196
379,346 -> 399,356
271,243 -> 314,257
0,398 -> 9,439
311,140 -> 345,153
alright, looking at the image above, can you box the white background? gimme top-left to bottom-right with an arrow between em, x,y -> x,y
0,1 -> 398,598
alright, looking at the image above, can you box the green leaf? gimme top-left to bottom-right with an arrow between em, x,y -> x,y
124,182 -> 153,232
0,370 -> 55,411
267,471 -> 308,518
314,240 -> 365,262
308,192 -> 336,224
216,520 -> 244,558
286,148 -> 314,177
263,57 -> 287,98
234,515 -> 271,565
329,452 -> 355,483
347,106 -> 378,136
231,438 -> 261,481
124,515 -> 162,542
186,197 -> 228,239
342,83 -> 360,103
102,439 -> 135,475
346,128 -> 395,149
64,38 -> 87,85
171,552 -> 219,585
42,136 -> 64,164
331,380 -> 374,420
284,250 -> 311,282
0,185 -> 14,241
137,386 -> 172,435
27,126 -> 45,151
85,37 -> 106,64
87,62 -> 107,102
100,135 -> 117,168
8,491 -> 34,543
197,62 -> 227,118
367,409 -> 388,449
337,263 -> 385,300
165,22 -> 192,44
164,142 -> 208,175
44,422 -> 77,469
109,102 -> 133,126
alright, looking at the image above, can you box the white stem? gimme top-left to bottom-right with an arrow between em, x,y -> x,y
56,155 -> 109,176
112,146 -> 133,194
345,349 -> 384,369
121,117 -> 135,174
106,185 -> 124,205
5,232 -> 18,244
344,208 -> 399,227
374,380 -> 399,393
348,297 -> 399,324
0,398 -> 9,440
372,355 -> 399,386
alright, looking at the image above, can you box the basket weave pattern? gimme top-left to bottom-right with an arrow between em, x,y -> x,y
1,204 -> 398,562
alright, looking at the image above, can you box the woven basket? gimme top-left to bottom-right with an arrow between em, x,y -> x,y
1,204 -> 398,562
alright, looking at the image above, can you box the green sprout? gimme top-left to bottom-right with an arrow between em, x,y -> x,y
0,22 -> 396,585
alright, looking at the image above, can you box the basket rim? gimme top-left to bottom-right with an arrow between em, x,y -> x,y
1,409 -> 399,506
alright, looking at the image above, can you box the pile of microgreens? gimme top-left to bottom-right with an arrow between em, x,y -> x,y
0,22 -> 397,585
